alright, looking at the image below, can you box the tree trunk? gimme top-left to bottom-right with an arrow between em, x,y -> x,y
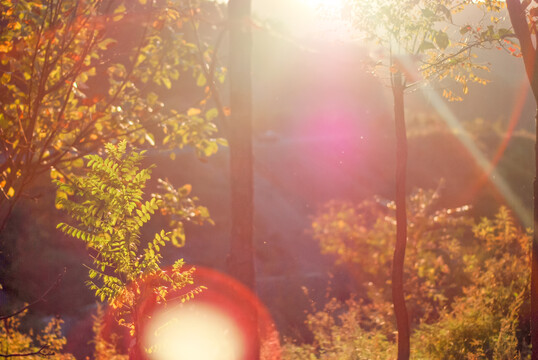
129,315 -> 144,360
227,0 -> 255,290
227,1 -> 259,358
505,2 -> 538,359
534,108 -> 538,360
392,71 -> 410,360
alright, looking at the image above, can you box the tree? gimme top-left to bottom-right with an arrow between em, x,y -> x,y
0,0 -> 226,231
227,0 -> 258,357
345,0 -> 508,357
504,1 -> 538,358
227,0 -> 255,290
56,141 -> 205,359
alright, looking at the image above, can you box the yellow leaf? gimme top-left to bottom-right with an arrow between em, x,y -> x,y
136,53 -> 147,66
162,77 -> 171,89
7,187 -> 14,198
8,21 -> 21,31
114,4 -> 126,13
187,108 -> 201,116
180,184 -> 192,196
196,72 -> 206,87
1,72 -> 11,85
145,133 -> 155,146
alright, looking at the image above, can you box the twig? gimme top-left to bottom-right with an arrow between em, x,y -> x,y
0,269 -> 66,321
0,345 -> 53,358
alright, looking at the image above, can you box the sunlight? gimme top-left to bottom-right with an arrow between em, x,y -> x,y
143,302 -> 245,360
299,0 -> 347,12
294,0 -> 350,38
422,87 -> 532,227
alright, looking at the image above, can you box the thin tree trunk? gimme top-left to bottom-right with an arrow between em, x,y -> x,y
392,71 -> 410,360
128,300 -> 145,360
522,103 -> 538,360
505,2 -> 538,358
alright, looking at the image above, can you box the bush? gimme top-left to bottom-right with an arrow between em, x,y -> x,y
285,193 -> 531,359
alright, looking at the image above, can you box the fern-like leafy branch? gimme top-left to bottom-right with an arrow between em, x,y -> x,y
55,140 -> 205,338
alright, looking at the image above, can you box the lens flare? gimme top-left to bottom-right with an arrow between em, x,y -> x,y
143,302 -> 245,360
423,87 -> 531,227
133,267 -> 281,360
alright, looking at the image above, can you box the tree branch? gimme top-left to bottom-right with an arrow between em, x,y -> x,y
0,345 -> 53,358
506,0 -> 537,91
0,269 -> 65,321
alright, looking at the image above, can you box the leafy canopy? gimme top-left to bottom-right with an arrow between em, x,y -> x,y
0,0 -> 226,228
347,0 -> 514,100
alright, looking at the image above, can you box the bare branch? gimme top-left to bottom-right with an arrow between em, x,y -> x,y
0,345 -> 53,358
0,269 -> 65,321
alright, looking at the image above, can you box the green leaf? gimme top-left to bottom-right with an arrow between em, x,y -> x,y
498,28 -> 512,38
71,158 -> 84,168
421,8 -> 435,18
434,31 -> 449,50
418,41 -> 435,52
205,108 -> 219,122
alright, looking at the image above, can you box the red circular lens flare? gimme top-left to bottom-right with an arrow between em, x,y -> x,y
97,266 -> 281,360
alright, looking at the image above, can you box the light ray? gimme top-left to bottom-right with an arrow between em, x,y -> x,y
423,87 -> 532,227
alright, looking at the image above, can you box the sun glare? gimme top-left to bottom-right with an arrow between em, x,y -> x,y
294,0 -> 350,39
300,0 -> 346,12
143,302 -> 246,360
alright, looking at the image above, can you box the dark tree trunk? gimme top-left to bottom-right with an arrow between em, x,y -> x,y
506,1 -> 538,359
227,0 -> 255,290
534,108 -> 538,360
392,71 -> 410,360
